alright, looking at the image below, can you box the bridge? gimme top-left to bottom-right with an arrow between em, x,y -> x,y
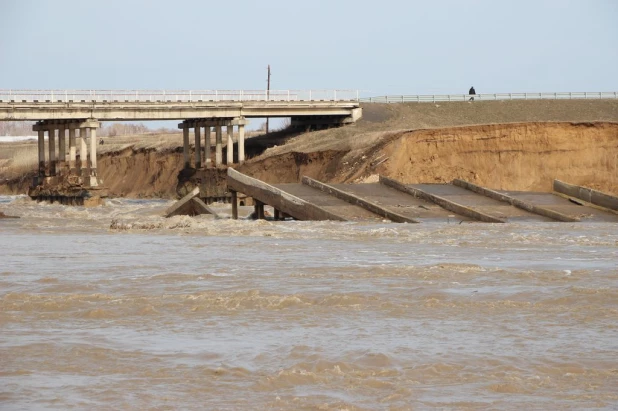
0,89 -> 362,188
226,170 -> 618,224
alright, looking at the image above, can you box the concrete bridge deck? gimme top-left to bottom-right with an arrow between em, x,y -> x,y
0,89 -> 361,121
500,191 -> 618,222
274,184 -> 384,222
227,169 -> 618,224
413,184 -> 551,222
327,183 -> 473,223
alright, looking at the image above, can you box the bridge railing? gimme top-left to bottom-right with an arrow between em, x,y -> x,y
359,92 -> 618,103
0,89 -> 361,103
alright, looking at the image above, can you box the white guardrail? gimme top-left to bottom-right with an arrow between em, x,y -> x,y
1,90 -> 616,104
0,90 -> 360,103
360,92 -> 618,103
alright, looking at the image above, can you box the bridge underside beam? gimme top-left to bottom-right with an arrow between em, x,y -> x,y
0,102 -> 361,122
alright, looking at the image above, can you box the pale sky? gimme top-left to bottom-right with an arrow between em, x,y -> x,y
1,0 -> 617,96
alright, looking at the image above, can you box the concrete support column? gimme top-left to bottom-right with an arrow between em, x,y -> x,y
182,125 -> 190,168
37,129 -> 45,177
89,127 -> 98,178
238,124 -> 245,163
231,190 -> 238,219
226,125 -> 234,165
215,125 -> 223,166
48,127 -> 56,176
204,126 -> 212,167
80,128 -> 88,176
58,125 -> 66,171
194,125 -> 202,169
68,127 -> 77,172
254,200 -> 265,220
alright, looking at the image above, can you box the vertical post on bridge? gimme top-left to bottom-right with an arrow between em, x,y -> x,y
254,200 -> 265,220
58,123 -> 66,172
194,124 -> 202,169
238,122 -> 245,164
204,125 -> 212,167
68,125 -> 76,173
48,126 -> 56,176
89,123 -> 99,187
231,190 -> 238,220
183,123 -> 190,168
215,125 -> 223,166
37,126 -> 45,178
80,127 -> 88,178
226,125 -> 234,165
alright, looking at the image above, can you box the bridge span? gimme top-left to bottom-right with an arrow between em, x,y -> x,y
0,89 -> 361,121
1,89 -> 362,189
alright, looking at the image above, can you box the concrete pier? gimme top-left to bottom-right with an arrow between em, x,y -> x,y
32,119 -> 100,182
204,126 -> 212,167
30,119 -> 105,205
194,125 -> 202,169
238,122 -> 245,163
178,118 -> 248,169
80,127 -> 88,177
89,124 -> 98,186
182,125 -> 190,168
226,125 -> 234,164
37,128 -> 45,177
68,125 -> 76,172
58,125 -> 66,171
215,125 -> 222,166
48,127 -> 56,176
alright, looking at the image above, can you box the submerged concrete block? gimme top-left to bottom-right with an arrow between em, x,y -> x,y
164,186 -> 219,218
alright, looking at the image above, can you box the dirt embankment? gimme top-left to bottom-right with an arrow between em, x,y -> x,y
2,100 -> 618,197
98,147 -> 185,198
237,100 -> 618,194
380,122 -> 618,193
238,122 -> 618,194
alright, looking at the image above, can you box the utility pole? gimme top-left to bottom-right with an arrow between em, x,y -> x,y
266,65 -> 271,134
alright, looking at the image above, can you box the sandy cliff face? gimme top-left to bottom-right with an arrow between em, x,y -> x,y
377,122 -> 618,193
237,122 -> 618,195
98,147 -> 185,198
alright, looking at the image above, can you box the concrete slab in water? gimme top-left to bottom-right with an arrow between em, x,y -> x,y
412,184 -> 552,222
332,183 -> 472,223
275,184 -> 384,222
500,191 -> 618,222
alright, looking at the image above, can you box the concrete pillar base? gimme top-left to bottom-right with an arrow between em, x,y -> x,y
226,125 -> 234,165
231,190 -> 238,219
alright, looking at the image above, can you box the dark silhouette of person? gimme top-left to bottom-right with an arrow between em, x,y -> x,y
469,86 -> 476,101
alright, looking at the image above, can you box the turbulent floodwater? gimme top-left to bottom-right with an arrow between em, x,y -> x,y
1,195 -> 617,410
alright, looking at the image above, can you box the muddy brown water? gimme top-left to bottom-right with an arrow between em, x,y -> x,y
1,196 -> 617,410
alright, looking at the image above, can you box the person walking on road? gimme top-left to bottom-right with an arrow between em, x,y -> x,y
469,86 -> 476,101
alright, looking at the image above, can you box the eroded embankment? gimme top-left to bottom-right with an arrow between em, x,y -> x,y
97,146 -> 185,198
378,122 -> 618,193
1,120 -> 617,197
239,122 -> 618,194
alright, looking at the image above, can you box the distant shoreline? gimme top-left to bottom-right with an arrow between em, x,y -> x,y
0,136 -> 37,142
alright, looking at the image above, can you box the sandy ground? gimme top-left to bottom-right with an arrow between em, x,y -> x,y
1,99 -> 617,196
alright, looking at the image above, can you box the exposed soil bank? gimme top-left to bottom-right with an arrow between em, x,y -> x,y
97,147 -> 185,198
2,100 -> 618,197
238,122 -> 618,195
380,122 -> 618,193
